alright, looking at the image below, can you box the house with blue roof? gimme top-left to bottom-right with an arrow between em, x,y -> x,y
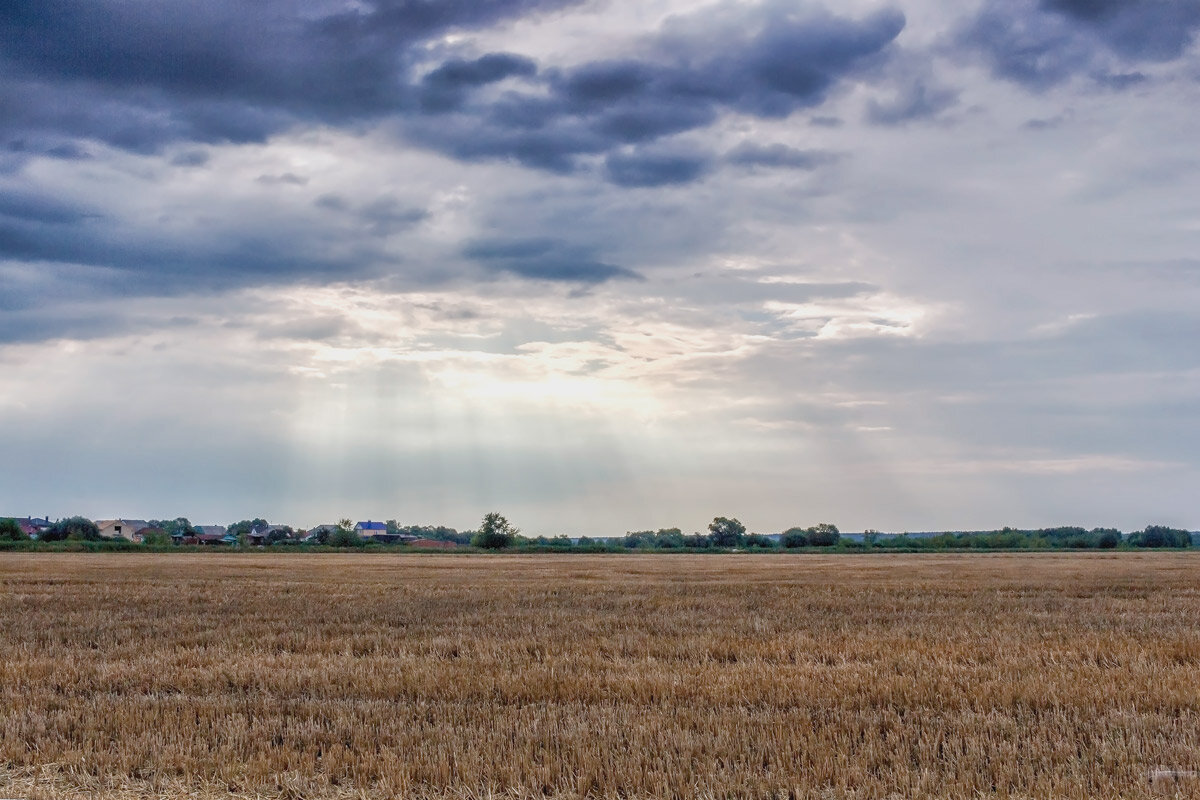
354,520 -> 387,537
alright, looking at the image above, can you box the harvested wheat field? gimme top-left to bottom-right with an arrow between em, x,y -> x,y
1,553 -> 1199,800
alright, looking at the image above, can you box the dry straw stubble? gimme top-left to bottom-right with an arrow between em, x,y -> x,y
1,552 -> 1198,799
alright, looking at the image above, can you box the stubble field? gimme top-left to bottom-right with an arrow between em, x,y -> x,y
1,552 -> 1198,799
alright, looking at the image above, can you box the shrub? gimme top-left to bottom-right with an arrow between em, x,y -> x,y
328,528 -> 363,548
40,517 -> 101,542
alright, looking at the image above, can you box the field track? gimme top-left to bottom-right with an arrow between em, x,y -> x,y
1,552 -> 1198,799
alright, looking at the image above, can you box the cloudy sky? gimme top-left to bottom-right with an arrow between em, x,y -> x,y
2,0 -> 1199,535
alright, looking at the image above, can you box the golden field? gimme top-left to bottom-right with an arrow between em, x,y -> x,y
1,552 -> 1198,799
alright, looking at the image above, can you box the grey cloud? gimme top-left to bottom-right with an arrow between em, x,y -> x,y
604,149 -> 712,187
0,190 -> 94,224
465,238 -> 643,283
1041,0 -> 1200,61
0,307 -> 130,344
257,316 -> 352,343
359,197 -> 429,235
0,209 -> 398,303
420,53 -> 538,112
666,277 -> 877,307
726,143 -> 839,170
314,193 -> 349,211
866,80 -> 959,125
43,142 -> 91,160
170,150 -> 209,167
1023,113 -> 1070,130
314,193 -> 428,235
1092,70 -> 1148,90
256,172 -> 308,186
404,5 -> 904,181
957,3 -> 1095,89
958,0 -> 1200,89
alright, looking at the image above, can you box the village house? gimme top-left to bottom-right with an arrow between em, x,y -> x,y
95,519 -> 151,541
247,524 -> 291,545
11,517 -> 52,538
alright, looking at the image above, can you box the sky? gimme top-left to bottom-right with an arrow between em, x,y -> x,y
2,0 -> 1199,535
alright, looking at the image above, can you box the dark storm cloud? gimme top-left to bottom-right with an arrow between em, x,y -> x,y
419,53 -> 538,112
958,0 -> 1200,89
0,0 -> 584,153
464,238 -> 642,283
404,5 -> 905,180
0,0 -> 905,186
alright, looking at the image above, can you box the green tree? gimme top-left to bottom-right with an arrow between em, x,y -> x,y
708,517 -> 746,548
653,528 -> 685,549
780,527 -> 809,548
0,518 -> 28,541
807,523 -> 840,547
473,512 -> 517,549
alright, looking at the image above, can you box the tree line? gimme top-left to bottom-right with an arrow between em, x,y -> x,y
0,514 -> 1193,551
466,517 -> 1195,551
